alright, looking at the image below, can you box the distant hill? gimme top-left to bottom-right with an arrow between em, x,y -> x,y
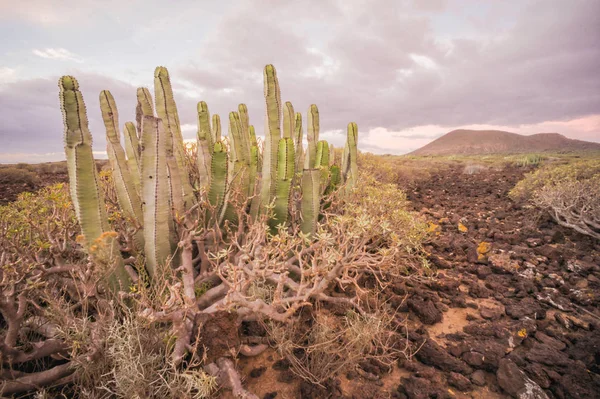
409,129 -> 600,156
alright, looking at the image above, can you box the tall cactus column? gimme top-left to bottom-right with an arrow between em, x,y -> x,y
99,90 -> 145,251
59,76 -> 131,291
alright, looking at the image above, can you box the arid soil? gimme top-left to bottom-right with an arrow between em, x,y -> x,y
2,162 -> 599,398
226,163 -> 600,398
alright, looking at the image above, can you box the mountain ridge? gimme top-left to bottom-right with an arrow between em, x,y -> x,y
409,129 -> 600,156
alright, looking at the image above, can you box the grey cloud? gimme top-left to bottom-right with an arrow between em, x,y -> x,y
1,0 -> 599,161
0,72 -> 138,156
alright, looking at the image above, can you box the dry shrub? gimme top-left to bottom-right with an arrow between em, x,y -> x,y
0,152 -> 429,396
510,159 -> 600,239
0,166 -> 41,186
267,302 -> 407,386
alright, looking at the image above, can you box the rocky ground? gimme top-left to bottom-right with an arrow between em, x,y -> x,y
2,161 -> 599,398
230,163 -> 600,398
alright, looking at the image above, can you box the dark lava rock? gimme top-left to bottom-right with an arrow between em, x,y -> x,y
534,331 -> 566,351
408,297 -> 442,325
447,371 -> 472,391
565,329 -> 600,373
460,339 -> 507,371
470,370 -> 487,386
477,266 -> 493,279
399,376 -> 452,399
479,302 -> 505,320
525,342 -> 572,368
496,358 -> 549,399
505,297 -> 546,320
414,339 -> 473,374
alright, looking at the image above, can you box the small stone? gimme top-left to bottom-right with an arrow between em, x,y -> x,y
448,371 -> 472,391
470,370 -> 486,386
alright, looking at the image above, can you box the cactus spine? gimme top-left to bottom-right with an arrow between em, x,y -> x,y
59,76 -> 131,290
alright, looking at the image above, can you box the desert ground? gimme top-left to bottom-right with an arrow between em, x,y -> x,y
1,153 -> 598,399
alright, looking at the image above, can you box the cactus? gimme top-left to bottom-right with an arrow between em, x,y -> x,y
259,64 -> 282,212
315,140 -> 330,191
269,138 -> 295,232
59,76 -> 131,291
135,87 -> 154,136
343,122 -> 359,192
305,104 -> 319,168
300,169 -> 320,236
99,90 -> 144,250
282,101 -> 295,139
208,141 -> 228,218
212,114 -> 221,142
123,122 -> 142,194
294,112 -> 304,173
58,64 -> 360,290
140,115 -> 173,279
196,101 -> 212,189
154,66 -> 195,211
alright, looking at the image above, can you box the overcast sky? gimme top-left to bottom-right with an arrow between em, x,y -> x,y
0,0 -> 599,163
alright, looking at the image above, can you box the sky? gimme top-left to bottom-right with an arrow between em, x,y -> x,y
0,0 -> 599,163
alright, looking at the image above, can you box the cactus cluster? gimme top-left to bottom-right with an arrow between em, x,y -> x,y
59,65 -> 359,290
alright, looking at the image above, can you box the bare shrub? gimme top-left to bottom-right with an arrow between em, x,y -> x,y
533,176 -> 600,239
267,301 -> 410,386
510,160 -> 600,239
0,156 -> 428,396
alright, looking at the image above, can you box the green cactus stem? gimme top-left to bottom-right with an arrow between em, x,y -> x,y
197,101 -> 212,190
154,66 -> 195,210
238,104 -> 252,165
345,122 -> 358,192
99,91 -> 144,250
305,104 -> 319,168
283,101 -> 295,139
59,76 -> 130,291
135,87 -> 154,136
207,141 -> 228,219
213,114 -> 222,142
315,140 -> 330,192
294,112 -> 304,177
140,115 -> 172,280
259,64 -> 282,213
269,138 -> 295,232
300,168 -> 320,237
123,122 -> 142,194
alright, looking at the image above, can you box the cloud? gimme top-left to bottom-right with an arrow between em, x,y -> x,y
32,48 -> 84,63
0,67 -> 17,84
1,0 -> 599,162
0,72 -> 137,159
